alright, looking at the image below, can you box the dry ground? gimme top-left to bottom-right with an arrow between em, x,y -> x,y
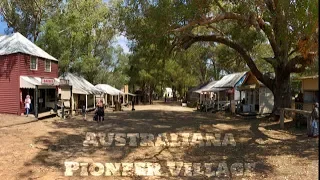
0,101 -> 318,180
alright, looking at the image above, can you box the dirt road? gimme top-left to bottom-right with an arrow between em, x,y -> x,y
0,102 -> 318,179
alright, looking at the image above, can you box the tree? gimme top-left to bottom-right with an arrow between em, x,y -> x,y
119,0 -> 318,114
0,0 -> 61,41
37,0 -> 116,83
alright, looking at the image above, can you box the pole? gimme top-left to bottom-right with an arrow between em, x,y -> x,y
106,94 -> 108,107
217,91 -> 220,111
70,86 -> 72,116
132,96 -> 135,111
62,99 -> 65,119
44,89 -> 47,110
94,95 -> 96,108
86,94 -> 88,110
35,85 -> 38,119
54,86 -> 57,113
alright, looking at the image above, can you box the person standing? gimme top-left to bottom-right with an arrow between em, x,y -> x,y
310,103 -> 319,137
96,100 -> 105,122
29,96 -> 33,113
24,95 -> 31,117
82,105 -> 86,121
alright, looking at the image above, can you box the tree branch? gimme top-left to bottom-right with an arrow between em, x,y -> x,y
256,17 -> 280,57
263,57 -> 277,68
206,24 -> 225,36
264,0 -> 275,13
172,12 -> 248,32
288,47 -> 298,57
175,34 -> 273,90
286,54 -> 315,73
171,9 -> 280,59
213,0 -> 226,13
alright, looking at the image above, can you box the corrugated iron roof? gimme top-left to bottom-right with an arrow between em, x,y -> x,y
95,84 -> 124,96
59,73 -> 101,95
194,80 -> 218,93
212,72 -> 247,88
0,32 -> 58,61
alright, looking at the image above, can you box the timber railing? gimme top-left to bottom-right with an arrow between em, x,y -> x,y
280,108 -> 312,129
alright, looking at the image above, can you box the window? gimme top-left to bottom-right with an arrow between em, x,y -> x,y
304,91 -> 319,103
30,56 -> 38,70
45,59 -> 51,72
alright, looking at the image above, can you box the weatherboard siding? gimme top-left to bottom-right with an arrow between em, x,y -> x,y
0,53 -> 59,115
0,54 -> 20,115
19,54 -> 58,78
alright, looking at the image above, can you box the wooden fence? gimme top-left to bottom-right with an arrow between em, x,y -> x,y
280,108 -> 312,129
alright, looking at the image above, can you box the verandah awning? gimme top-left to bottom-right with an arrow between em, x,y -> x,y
20,76 -> 60,89
237,84 -> 259,91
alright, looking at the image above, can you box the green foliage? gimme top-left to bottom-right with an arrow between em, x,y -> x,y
0,0 -> 61,41
36,0 -> 130,87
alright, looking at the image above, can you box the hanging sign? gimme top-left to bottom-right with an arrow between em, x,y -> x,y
41,78 -> 55,85
59,79 -> 69,85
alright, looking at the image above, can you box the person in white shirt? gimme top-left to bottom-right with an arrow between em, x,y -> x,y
24,95 -> 31,117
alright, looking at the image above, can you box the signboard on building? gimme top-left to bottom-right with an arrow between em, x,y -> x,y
59,79 -> 69,86
41,78 -> 55,85
124,85 -> 129,94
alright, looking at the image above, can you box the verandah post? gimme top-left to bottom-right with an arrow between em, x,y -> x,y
35,85 -> 38,119
54,86 -> 57,113
70,85 -> 72,116
85,94 -> 88,110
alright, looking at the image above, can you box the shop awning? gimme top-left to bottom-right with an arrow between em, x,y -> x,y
95,84 -> 124,96
20,76 -> 59,89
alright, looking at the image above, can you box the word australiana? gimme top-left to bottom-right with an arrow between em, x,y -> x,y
83,132 -> 236,147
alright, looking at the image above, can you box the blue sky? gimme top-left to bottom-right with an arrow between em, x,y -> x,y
0,20 -> 7,35
0,16 -> 129,53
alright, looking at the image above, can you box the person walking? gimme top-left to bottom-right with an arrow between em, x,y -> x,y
24,95 -> 31,117
310,103 -> 319,137
96,100 -> 105,122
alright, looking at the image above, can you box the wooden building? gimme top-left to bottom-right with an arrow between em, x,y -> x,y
59,73 -> 101,114
237,71 -> 274,115
298,75 -> 319,111
0,32 -> 59,117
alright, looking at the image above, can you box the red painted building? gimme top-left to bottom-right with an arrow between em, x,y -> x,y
0,32 -> 59,116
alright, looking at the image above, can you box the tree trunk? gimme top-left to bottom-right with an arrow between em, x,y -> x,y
143,83 -> 147,104
149,85 -> 153,104
272,71 -> 292,117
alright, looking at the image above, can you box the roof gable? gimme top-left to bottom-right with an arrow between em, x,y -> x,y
0,32 -> 58,61
212,72 -> 247,88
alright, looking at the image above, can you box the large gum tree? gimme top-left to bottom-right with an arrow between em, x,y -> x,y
120,0 -> 318,115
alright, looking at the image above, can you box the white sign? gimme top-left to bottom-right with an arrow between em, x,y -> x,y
41,78 -> 55,85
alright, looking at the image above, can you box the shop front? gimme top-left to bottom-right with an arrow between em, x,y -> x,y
20,76 -> 60,118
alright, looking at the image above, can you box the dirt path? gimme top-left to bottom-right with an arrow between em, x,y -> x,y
0,102 -> 318,179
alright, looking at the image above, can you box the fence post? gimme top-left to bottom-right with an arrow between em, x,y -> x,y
280,108 -> 284,129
